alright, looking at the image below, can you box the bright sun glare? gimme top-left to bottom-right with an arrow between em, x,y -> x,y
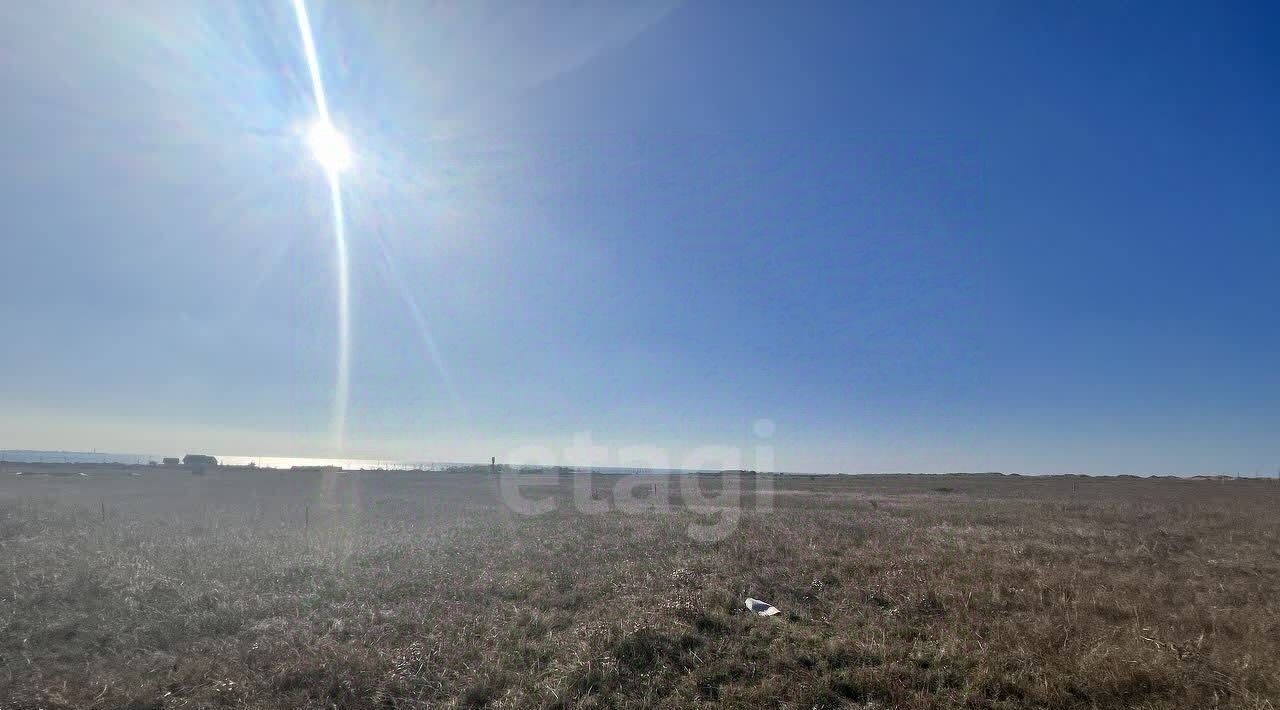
306,119 -> 352,173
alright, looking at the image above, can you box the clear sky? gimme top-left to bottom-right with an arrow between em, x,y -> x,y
1,1 -> 1276,474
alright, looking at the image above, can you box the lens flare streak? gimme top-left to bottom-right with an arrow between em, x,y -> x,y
291,0 -> 350,450
291,0 -> 330,122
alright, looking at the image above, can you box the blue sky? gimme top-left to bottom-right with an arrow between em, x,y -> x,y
1,1 -> 1276,474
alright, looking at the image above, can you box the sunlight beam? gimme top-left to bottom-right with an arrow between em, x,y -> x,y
292,0 -> 330,121
291,0 -> 350,451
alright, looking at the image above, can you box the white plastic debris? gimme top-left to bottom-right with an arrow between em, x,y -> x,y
745,597 -> 780,616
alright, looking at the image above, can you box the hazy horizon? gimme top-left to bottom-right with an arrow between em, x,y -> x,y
3,444 -> 1275,478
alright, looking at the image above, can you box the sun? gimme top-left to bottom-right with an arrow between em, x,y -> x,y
306,119 -> 352,173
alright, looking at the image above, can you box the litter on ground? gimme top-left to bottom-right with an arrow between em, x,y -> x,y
745,597 -> 780,616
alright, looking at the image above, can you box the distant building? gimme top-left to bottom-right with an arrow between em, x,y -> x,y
162,457 -> 180,466
183,454 -> 218,466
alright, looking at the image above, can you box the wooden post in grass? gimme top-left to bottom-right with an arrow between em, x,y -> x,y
100,499 -> 106,522
305,504 -> 310,530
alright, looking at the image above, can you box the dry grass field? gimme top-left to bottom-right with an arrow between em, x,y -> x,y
1,464 -> 1278,708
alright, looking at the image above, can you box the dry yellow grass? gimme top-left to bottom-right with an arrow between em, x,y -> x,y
2,465 -> 1278,708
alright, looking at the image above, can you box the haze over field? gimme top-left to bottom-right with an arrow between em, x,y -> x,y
1,2 -> 1277,474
